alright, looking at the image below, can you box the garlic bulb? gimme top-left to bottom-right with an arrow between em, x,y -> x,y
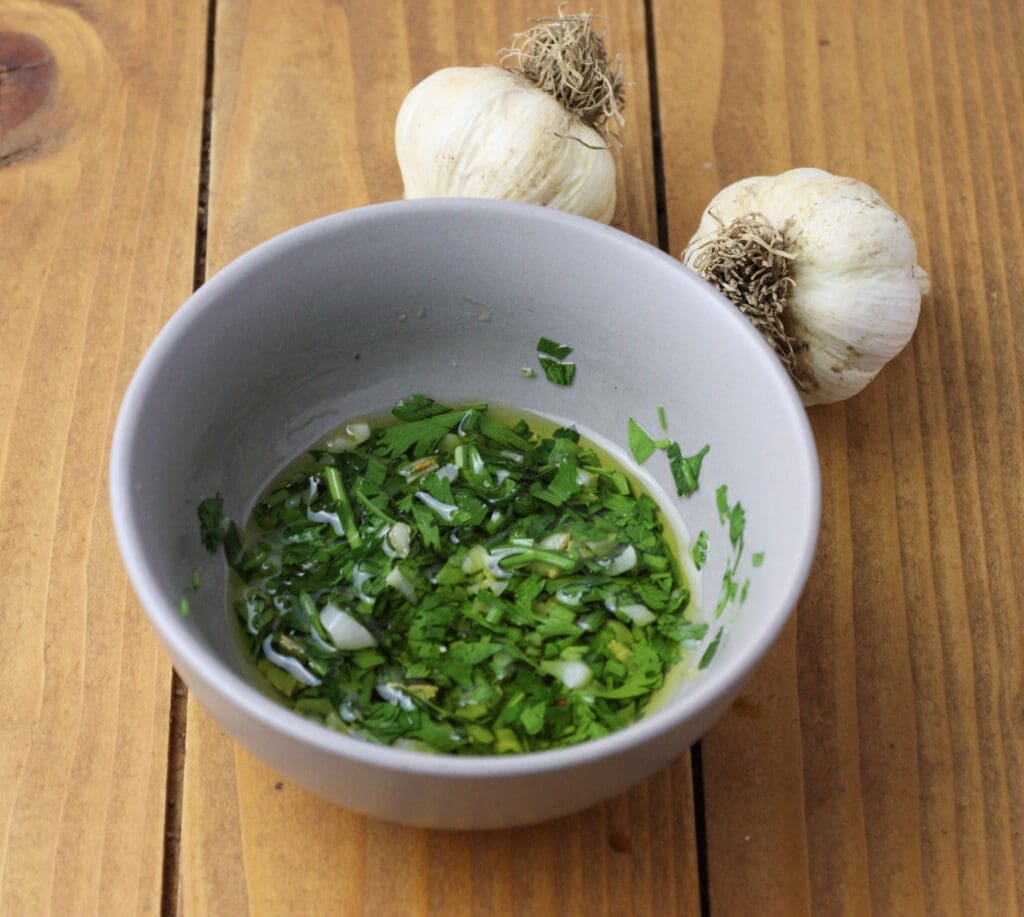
395,12 -> 624,224
683,168 -> 930,405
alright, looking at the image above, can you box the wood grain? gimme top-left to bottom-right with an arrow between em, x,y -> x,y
654,0 -> 1024,912
180,2 -> 700,914
0,0 -> 207,914
5,0 -> 1021,912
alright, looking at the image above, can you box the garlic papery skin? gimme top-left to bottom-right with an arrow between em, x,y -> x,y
683,167 -> 930,405
396,66 -> 616,223
395,10 -> 625,224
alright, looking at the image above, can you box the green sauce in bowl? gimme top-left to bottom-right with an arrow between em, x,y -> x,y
204,395 -> 707,755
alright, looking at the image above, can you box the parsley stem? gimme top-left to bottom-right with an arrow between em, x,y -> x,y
323,465 -> 362,548
495,547 -> 579,572
299,591 -> 335,644
354,483 -> 398,526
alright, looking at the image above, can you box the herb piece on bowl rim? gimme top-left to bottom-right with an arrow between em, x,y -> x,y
536,336 -> 576,386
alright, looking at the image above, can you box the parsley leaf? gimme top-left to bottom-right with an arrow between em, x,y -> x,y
198,494 -> 225,552
520,701 -> 547,736
699,628 -> 724,669
198,494 -> 245,572
692,531 -> 709,570
536,336 -> 573,360
715,568 -> 739,617
539,357 -> 576,386
715,484 -> 746,547
715,484 -> 730,521
411,501 -> 442,550
375,410 -> 465,457
627,417 -> 672,464
536,337 -> 576,386
391,393 -> 450,421
477,412 -> 531,451
628,418 -> 657,464
666,442 -> 710,497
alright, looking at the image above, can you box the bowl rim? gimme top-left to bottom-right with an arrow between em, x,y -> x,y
110,198 -> 820,778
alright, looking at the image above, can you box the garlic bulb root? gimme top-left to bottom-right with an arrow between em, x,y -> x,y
683,168 -> 930,405
500,10 -> 625,139
685,212 -> 805,387
395,11 -> 624,224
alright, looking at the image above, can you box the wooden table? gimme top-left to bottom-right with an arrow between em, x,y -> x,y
3,1 -> 1022,913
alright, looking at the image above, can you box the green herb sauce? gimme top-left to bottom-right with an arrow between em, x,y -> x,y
209,395 -> 707,755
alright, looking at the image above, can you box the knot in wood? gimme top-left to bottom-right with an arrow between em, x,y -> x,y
0,31 -> 56,134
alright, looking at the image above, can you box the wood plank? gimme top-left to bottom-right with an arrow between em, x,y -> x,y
653,0 -> 1024,912
0,0 -> 207,914
181,2 -> 698,913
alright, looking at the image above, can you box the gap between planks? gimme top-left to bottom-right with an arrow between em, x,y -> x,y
642,1 -> 711,914
161,0 -> 218,914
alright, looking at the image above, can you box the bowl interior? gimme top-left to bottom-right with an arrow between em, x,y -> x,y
112,200 -> 819,764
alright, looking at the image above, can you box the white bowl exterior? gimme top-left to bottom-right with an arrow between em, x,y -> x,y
111,200 -> 819,829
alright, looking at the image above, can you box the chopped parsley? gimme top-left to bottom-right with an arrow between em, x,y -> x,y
692,531 -> 709,570
198,494 -> 226,552
709,483 -> 762,624
539,357 -> 576,386
375,410 -> 466,457
391,393 -> 453,420
699,628 -> 723,669
627,418 -> 670,464
716,484 -> 746,547
714,569 -> 739,617
626,413 -> 708,497
667,442 -> 710,497
197,494 -> 244,570
536,337 -> 573,360
536,337 -> 576,386
204,397 -> 703,755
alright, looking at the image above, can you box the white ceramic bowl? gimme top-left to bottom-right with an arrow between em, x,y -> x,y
110,200 -> 819,829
